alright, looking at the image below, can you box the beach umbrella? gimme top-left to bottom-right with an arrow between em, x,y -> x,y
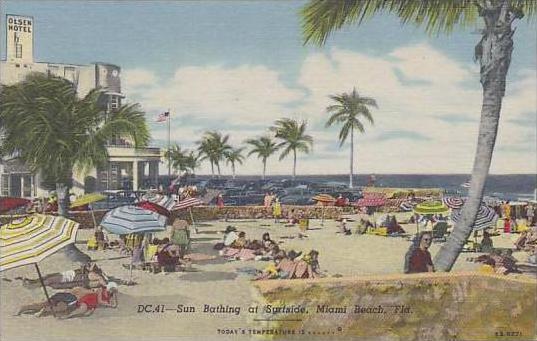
451,205 -> 498,231
413,201 -> 449,215
136,201 -> 171,217
142,193 -> 175,211
100,205 -> 167,235
70,193 -> 106,229
442,197 -> 466,210
399,201 -> 414,212
312,194 -> 336,226
0,197 -> 31,214
172,197 -> 205,233
100,205 -> 166,283
0,214 -> 80,317
70,193 -> 106,208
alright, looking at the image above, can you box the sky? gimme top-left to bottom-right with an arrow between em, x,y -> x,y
1,0 -> 536,176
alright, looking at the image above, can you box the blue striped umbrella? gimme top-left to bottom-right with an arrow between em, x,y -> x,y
451,205 -> 498,231
100,205 -> 167,235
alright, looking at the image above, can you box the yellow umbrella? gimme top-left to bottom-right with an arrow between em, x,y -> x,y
70,193 -> 106,208
0,214 -> 80,317
70,193 -> 106,229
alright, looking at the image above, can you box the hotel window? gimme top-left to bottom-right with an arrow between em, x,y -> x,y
48,65 -> 60,76
64,67 -> 76,83
15,44 -> 22,58
1,175 -> 9,197
110,95 -> 120,110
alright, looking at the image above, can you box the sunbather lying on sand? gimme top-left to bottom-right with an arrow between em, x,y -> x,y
16,282 -> 118,318
17,262 -> 108,289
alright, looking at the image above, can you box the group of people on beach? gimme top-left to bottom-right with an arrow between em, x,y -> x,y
215,226 -> 321,279
16,262 -> 119,318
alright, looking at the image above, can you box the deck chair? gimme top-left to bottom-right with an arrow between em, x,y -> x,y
432,222 -> 449,242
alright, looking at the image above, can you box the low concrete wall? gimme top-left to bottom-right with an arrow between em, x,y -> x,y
173,205 -> 356,222
0,206 -> 357,229
252,272 -> 537,340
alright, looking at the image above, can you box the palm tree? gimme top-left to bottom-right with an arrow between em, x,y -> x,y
270,118 -> 313,180
0,72 -> 149,261
301,0 -> 535,271
0,73 -> 149,213
196,131 -> 231,178
165,144 -> 199,176
224,147 -> 245,179
245,136 -> 279,180
326,88 -> 377,188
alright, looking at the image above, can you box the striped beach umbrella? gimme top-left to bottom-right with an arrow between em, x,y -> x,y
451,205 -> 498,231
312,194 -> 336,204
100,205 -> 167,235
142,193 -> 176,211
172,197 -> 205,233
0,214 -> 80,317
413,201 -> 449,215
172,197 -> 205,211
442,197 -> 466,209
0,214 -> 79,271
136,201 -> 171,217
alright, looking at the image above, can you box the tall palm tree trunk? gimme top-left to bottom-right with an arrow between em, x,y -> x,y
217,163 -> 221,177
232,163 -> 236,180
292,149 -> 297,180
56,177 -> 91,263
434,0 -> 516,271
262,159 -> 267,180
55,182 -> 69,217
210,162 -> 215,178
349,127 -> 354,188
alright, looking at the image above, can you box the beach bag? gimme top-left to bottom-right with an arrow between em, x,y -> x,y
213,242 -> 225,250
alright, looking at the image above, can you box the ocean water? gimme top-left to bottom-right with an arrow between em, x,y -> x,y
190,174 -> 536,200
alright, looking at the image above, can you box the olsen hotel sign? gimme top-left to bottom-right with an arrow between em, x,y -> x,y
7,15 -> 33,33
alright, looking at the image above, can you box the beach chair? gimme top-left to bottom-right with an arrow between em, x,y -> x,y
432,222 -> 449,242
86,236 -> 98,250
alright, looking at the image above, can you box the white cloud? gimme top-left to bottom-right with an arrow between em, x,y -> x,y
123,68 -> 158,89
124,44 -> 536,175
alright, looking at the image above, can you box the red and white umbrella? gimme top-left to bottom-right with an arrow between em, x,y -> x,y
171,197 -> 205,233
442,197 -> 466,209
172,197 -> 205,211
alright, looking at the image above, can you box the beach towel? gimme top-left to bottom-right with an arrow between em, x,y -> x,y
184,253 -> 216,261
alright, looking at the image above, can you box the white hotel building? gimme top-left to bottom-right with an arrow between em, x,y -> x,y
0,14 -> 162,198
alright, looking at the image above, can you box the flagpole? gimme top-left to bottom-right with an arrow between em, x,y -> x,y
167,109 -> 171,181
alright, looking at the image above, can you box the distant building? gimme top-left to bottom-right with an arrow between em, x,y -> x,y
0,14 -> 161,197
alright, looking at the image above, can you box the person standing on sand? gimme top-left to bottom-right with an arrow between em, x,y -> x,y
216,194 -> 225,208
404,232 -> 434,273
272,198 -> 282,223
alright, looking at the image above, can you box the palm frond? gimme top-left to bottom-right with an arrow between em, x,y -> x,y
301,0 -> 480,46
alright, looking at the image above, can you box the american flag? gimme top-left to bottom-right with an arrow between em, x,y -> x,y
156,111 -> 170,122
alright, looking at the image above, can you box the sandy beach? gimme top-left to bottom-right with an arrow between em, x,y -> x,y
0,214 -> 530,341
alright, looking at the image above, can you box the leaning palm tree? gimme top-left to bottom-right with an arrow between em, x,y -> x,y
301,0 -> 535,271
0,72 -> 150,261
196,131 -> 231,178
326,88 -> 377,188
270,118 -> 313,180
245,136 -> 279,180
224,147 -> 245,179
